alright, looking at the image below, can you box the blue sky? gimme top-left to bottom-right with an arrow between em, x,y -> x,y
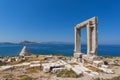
0,0 -> 120,44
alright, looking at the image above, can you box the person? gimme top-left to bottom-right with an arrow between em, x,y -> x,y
79,54 -> 82,63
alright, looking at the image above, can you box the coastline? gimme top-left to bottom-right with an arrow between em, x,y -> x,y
0,44 -> 120,57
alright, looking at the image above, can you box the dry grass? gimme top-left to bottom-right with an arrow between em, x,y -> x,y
102,56 -> 120,61
57,69 -> 80,78
27,57 -> 45,62
18,75 -> 36,80
94,76 -> 120,80
9,61 -> 21,65
70,63 -> 78,66
113,63 -> 120,66
26,67 -> 40,74
3,74 -> 14,79
87,66 -> 103,73
27,58 -> 40,62
18,75 -> 28,78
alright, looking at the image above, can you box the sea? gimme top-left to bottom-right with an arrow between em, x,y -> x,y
0,43 -> 120,56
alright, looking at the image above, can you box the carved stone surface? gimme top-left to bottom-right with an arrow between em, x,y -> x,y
74,17 -> 98,58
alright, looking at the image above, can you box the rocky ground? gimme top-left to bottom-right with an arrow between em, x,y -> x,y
0,66 -> 54,80
0,56 -> 120,80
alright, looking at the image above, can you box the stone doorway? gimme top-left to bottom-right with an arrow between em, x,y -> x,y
74,17 -> 98,58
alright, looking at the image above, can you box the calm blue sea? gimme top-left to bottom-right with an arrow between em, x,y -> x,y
0,44 -> 120,56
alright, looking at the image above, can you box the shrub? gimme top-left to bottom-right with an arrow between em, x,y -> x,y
0,61 -> 6,66
104,61 -> 108,65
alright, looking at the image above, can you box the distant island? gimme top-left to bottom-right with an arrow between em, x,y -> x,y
0,42 -> 14,44
0,41 -> 73,45
40,41 -> 73,44
0,41 -> 39,44
18,41 -> 39,44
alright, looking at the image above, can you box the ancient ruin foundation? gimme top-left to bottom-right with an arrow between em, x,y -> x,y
74,17 -> 98,58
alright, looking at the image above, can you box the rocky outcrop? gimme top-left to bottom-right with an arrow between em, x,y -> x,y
19,46 -> 30,56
